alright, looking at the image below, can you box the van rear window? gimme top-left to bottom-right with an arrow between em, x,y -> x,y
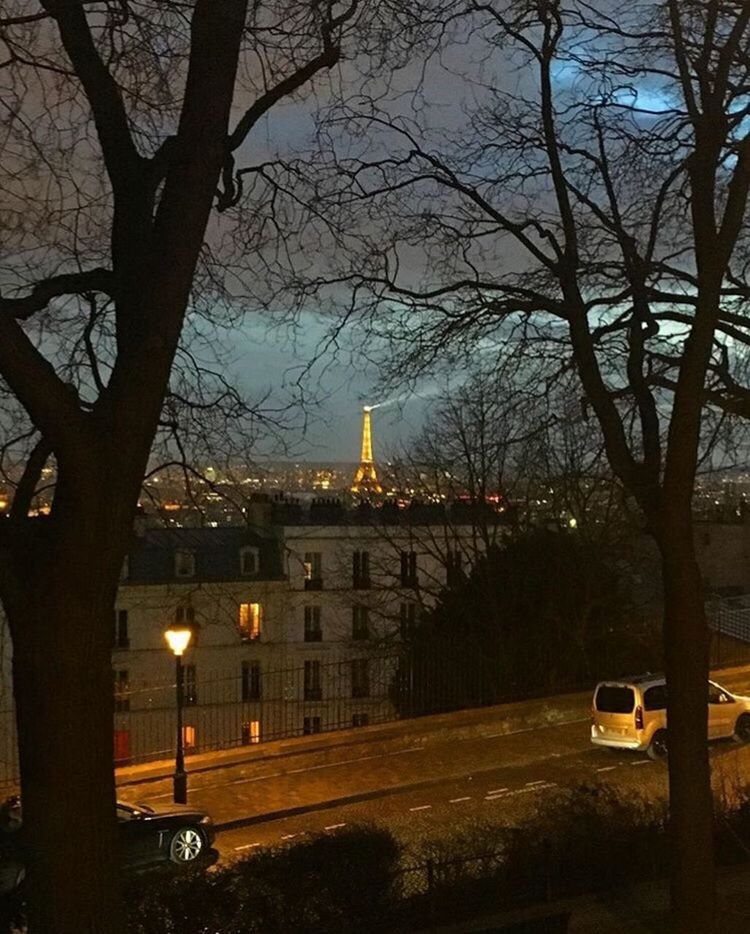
595,685 -> 635,713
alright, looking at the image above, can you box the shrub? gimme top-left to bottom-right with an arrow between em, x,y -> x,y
125,824 -> 400,934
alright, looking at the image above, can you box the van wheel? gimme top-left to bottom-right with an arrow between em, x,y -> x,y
648,730 -> 668,760
735,714 -> 750,743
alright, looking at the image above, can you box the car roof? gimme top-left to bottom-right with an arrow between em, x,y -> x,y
596,673 -> 665,689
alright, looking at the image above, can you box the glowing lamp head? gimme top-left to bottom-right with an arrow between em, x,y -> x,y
363,405 -> 372,413
165,625 -> 192,657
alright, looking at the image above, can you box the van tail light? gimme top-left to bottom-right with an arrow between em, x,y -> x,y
635,705 -> 644,730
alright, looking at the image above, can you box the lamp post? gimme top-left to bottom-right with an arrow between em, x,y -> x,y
164,623 -> 193,804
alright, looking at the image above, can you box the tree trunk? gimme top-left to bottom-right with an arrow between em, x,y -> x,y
660,524 -> 716,934
9,564 -> 123,934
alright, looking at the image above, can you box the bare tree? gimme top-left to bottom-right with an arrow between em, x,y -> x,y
0,1 -> 420,930
306,2 -> 750,929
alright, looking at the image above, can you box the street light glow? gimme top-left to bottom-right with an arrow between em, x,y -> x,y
165,626 -> 192,657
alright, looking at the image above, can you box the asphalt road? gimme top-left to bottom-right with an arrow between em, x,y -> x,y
128,668 -> 750,860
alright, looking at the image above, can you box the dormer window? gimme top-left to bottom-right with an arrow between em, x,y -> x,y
240,546 -> 260,576
175,549 -> 196,578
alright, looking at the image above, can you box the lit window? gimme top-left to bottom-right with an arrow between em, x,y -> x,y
303,552 -> 323,589
182,725 -> 196,749
239,603 -> 262,642
175,550 -> 196,578
242,720 -> 261,745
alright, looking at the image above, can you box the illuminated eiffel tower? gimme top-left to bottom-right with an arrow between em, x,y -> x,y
351,406 -> 383,496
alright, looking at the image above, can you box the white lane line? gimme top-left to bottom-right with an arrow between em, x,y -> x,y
631,760 -> 651,766
596,766 -> 617,773
485,794 -> 508,801
324,823 -> 347,831
229,773 -> 281,785
147,792 -> 173,800
280,834 -> 297,840
286,747 -> 422,775
525,780 -> 546,786
449,796 -> 472,803
484,716 -> 590,739
409,805 -> 432,812
234,843 -> 260,851
487,788 -> 509,795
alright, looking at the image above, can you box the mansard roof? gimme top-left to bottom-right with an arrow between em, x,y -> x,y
125,527 -> 283,584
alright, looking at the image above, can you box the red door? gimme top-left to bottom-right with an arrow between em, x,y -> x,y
113,729 -> 131,766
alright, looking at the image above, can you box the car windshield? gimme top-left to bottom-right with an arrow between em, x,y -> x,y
595,685 -> 635,713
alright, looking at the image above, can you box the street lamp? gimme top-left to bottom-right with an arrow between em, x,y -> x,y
165,622 -> 193,804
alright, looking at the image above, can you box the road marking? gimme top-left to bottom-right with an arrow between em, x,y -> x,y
147,792 -> 173,800
229,773 -> 281,785
525,780 -> 546,786
324,823 -> 347,831
632,760 -> 651,766
280,833 -> 297,840
485,794 -> 508,801
409,805 -> 432,812
286,746 -> 422,775
596,766 -> 617,773
234,843 -> 260,851
449,796 -> 472,803
487,788 -> 509,795
484,716 -> 590,739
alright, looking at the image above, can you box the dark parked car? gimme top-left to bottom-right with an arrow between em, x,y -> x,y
0,797 -> 216,895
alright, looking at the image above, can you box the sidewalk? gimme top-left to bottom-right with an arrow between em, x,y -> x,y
116,688 -> 592,789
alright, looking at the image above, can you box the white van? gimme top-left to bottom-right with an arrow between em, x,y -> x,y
590,674 -> 750,759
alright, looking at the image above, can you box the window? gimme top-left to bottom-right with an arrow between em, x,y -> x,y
400,602 -> 417,639
183,664 -> 197,706
644,684 -> 668,711
242,661 -> 261,701
241,720 -> 261,745
353,550 -> 371,588
352,713 -> 369,728
303,552 -> 323,590
175,549 -> 196,578
239,602 -> 262,642
304,606 -> 322,642
175,605 -> 195,625
114,609 -> 129,650
240,546 -> 260,576
120,556 -> 130,581
303,716 -> 322,735
352,605 -> 369,641
446,548 -> 463,587
708,682 -> 732,705
304,660 -> 322,701
351,659 -> 370,699
594,686 -> 635,714
114,670 -> 130,712
182,725 -> 196,750
400,550 -> 417,587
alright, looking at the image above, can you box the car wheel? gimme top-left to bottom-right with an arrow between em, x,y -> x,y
168,826 -> 204,864
735,714 -> 750,743
648,730 -> 668,761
